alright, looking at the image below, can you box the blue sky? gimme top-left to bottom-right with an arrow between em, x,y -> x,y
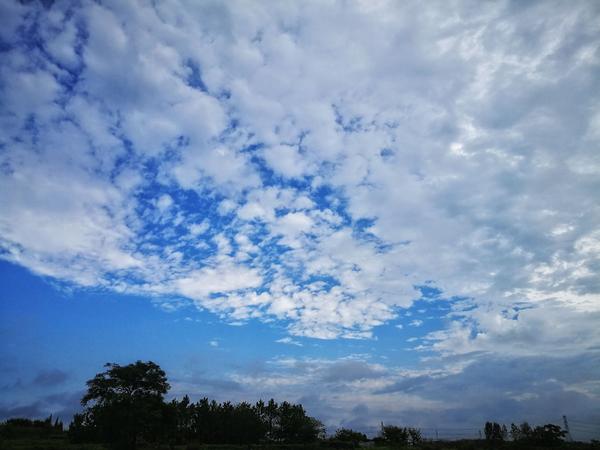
1,0 -> 600,440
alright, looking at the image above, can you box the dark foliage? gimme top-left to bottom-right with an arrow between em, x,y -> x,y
2,361 -> 592,450
508,421 -> 567,446
482,421 -> 567,447
484,422 -> 507,441
160,396 -> 324,445
0,415 -> 63,439
69,361 -> 169,449
67,361 -> 323,448
380,423 -> 423,446
332,427 -> 368,445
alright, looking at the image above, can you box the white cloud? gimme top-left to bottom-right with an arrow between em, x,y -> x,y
172,146 -> 260,193
189,221 -> 209,236
276,337 -> 303,347
422,301 -> 600,358
176,261 -> 262,300
217,199 -> 237,215
1,0 -> 599,352
156,194 -> 174,212
238,202 -> 271,221
263,145 -> 309,178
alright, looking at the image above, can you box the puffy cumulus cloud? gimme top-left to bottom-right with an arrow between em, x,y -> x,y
176,261 -> 262,302
1,0 -> 600,354
262,145 -> 311,178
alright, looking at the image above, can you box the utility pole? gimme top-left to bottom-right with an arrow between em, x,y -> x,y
563,415 -> 573,442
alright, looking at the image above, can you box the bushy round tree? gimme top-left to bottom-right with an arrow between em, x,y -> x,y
74,361 -> 170,449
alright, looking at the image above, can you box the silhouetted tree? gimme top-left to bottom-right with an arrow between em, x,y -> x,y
67,361 -> 325,447
333,428 -> 368,445
68,410 -> 98,443
408,427 -> 423,446
381,424 -> 408,445
484,421 -> 505,441
507,421 -> 565,445
510,422 -> 520,441
277,401 -> 324,442
0,415 -> 63,440
265,398 -> 279,441
533,424 -> 566,445
76,360 -> 170,449
380,424 -> 422,446
510,421 -> 532,441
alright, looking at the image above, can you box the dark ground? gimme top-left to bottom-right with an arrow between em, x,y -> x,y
1,437 -> 600,450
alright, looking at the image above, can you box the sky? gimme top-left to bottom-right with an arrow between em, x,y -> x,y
1,0 -> 599,440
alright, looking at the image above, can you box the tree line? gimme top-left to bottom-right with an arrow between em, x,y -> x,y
65,361 -> 325,448
0,415 -> 64,440
0,361 -> 578,449
483,421 -> 567,445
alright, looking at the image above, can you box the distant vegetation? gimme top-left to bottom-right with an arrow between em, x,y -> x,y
66,361 -> 323,448
483,420 -> 569,445
1,361 -> 598,450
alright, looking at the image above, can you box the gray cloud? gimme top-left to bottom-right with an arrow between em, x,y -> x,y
32,369 -> 69,387
0,390 -> 83,423
0,402 -> 46,421
321,360 -> 386,383
163,352 -> 599,438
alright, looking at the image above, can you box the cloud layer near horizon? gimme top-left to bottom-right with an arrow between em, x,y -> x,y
1,1 -> 600,428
